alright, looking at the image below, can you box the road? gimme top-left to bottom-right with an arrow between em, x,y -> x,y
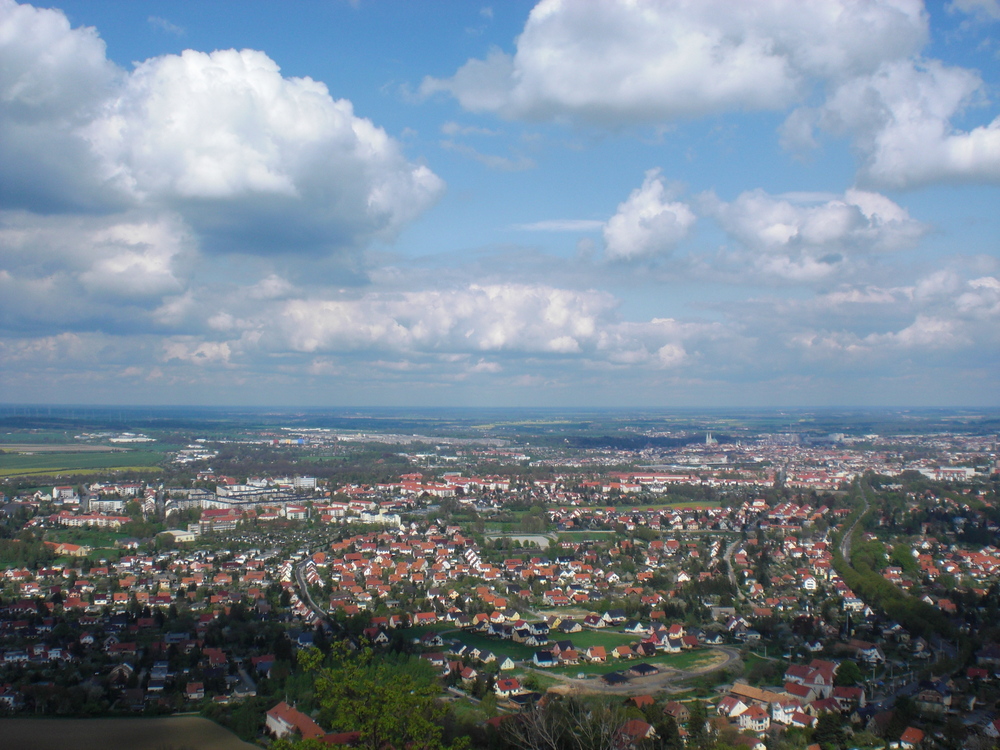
839,484 -> 870,561
294,558 -> 333,627
723,539 -> 745,601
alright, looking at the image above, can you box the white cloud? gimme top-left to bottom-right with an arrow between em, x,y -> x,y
82,47 -> 444,250
701,187 -> 925,281
440,138 -> 534,171
0,3 -> 443,252
162,338 -> 232,365
603,169 -> 695,259
0,0 -> 123,211
425,0 -> 1000,189
422,0 -> 927,125
147,16 -> 184,36
514,219 -> 604,232
275,284 -> 616,355
441,121 -> 499,136
801,59 -> 1000,187
785,272 -> 1000,359
949,0 -> 1000,21
0,211 -> 194,313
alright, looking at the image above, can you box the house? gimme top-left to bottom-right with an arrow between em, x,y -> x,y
532,650 -> 556,668
716,696 -> 748,718
613,645 -> 634,660
738,704 -> 770,733
617,719 -> 656,747
265,701 -> 325,740
663,701 -> 689,723
602,609 -> 628,626
628,695 -> 655,710
899,727 -> 924,749
185,682 -> 205,700
586,646 -> 607,663
629,663 -> 659,677
495,678 -> 523,698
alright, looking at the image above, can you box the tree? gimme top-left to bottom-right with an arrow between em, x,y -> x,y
687,700 -> 709,750
308,646 -> 465,750
834,660 -> 863,686
655,715 -> 684,750
501,697 -> 628,750
813,712 -> 845,750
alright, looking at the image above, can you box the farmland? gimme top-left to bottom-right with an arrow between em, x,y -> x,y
0,716 -> 256,750
0,449 -> 164,478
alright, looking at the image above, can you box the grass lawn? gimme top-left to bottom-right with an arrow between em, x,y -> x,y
546,648 -> 717,677
449,630 -> 534,661
516,670 -> 560,691
449,697 -> 493,724
46,528 -> 131,549
554,629 -> 637,650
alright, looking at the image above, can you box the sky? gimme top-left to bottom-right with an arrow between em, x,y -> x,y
1,0 -> 999,408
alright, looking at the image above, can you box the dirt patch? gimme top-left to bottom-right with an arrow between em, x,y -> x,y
0,716 -> 257,750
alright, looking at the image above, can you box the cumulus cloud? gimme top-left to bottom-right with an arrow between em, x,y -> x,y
780,272 -> 1000,361
162,338 -> 232,365
149,282 -> 722,374
603,170 -> 695,259
0,0 -> 124,212
0,211 -> 195,328
274,284 -> 616,355
422,0 -> 927,124
792,59 -> 1000,187
424,0 -> 1000,188
0,2 -> 443,253
81,47 -> 443,251
701,187 -> 925,281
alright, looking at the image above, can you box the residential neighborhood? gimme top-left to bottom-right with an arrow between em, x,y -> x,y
1,412 -> 998,750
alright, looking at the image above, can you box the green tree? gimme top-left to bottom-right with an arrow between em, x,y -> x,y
813,712 -> 846,750
834,660 -> 863,686
311,646 -> 465,750
687,700 -> 709,750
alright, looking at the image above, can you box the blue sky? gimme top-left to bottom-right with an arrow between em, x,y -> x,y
1,0 -> 998,407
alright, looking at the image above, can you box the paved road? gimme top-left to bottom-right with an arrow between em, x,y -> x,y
839,485 -> 870,561
294,559 -> 331,626
723,539 -> 745,601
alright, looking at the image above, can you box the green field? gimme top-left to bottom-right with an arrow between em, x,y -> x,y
46,528 -> 131,550
409,624 -> 644,663
0,716 -> 256,750
0,450 -> 163,477
548,647 -> 716,677
549,629 -> 637,650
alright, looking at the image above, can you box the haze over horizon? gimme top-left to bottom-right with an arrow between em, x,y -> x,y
1,0 -> 998,408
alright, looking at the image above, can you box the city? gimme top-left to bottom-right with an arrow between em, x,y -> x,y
0,408 -> 997,750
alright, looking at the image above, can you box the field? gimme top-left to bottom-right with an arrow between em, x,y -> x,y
0,716 -> 256,750
0,449 -> 163,478
546,647 -> 717,677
